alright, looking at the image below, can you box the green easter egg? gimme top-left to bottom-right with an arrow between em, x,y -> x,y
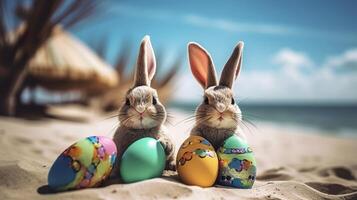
217,135 -> 257,189
120,137 -> 166,183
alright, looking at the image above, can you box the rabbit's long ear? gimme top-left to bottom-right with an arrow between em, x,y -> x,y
188,42 -> 217,89
134,35 -> 156,87
219,42 -> 244,88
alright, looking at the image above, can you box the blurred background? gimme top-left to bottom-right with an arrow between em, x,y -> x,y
1,0 -> 357,136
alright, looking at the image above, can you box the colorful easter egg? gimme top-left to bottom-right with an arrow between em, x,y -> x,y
120,137 -> 166,183
217,135 -> 256,189
48,136 -> 117,191
176,135 -> 218,187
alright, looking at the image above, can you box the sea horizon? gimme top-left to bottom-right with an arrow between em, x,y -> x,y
169,101 -> 357,137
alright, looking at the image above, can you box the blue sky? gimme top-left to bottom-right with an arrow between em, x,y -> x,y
72,0 -> 357,104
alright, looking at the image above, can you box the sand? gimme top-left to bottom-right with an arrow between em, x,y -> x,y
1,107 -> 357,200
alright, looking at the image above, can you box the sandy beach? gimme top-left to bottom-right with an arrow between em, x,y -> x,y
1,107 -> 357,200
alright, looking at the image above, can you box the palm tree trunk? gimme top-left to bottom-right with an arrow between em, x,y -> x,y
0,65 -> 28,115
0,0 -> 95,116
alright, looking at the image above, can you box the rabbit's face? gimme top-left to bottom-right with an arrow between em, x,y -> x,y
196,85 -> 241,129
188,41 -> 244,131
119,86 -> 166,129
118,36 -> 166,129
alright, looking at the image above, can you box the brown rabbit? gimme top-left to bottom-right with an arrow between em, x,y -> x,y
111,36 -> 175,178
188,41 -> 245,150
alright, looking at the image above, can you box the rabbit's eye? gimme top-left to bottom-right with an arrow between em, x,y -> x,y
125,98 -> 130,106
204,97 -> 209,104
231,98 -> 235,105
152,97 -> 157,105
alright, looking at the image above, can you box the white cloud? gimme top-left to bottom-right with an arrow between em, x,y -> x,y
182,14 -> 357,42
108,4 -> 295,36
272,48 -> 314,81
273,48 -> 314,69
174,48 -> 357,103
174,73 -> 203,103
182,14 -> 294,35
237,48 -> 357,103
324,48 -> 357,70
237,69 -> 357,103
108,4 -> 171,20
106,4 -> 357,42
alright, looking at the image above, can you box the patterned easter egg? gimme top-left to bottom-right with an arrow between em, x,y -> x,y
176,135 -> 218,187
217,135 -> 256,189
48,136 -> 117,191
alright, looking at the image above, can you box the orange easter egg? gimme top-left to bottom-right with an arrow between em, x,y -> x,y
176,135 -> 218,187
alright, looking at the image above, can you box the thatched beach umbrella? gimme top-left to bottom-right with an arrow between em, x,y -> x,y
27,26 -> 118,91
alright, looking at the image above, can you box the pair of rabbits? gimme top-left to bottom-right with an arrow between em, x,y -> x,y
112,35 -> 245,175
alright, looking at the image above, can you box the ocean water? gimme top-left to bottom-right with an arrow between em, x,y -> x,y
169,102 -> 357,137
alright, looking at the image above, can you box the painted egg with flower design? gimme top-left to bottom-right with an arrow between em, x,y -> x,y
176,135 -> 218,187
48,136 -> 117,191
217,135 -> 256,189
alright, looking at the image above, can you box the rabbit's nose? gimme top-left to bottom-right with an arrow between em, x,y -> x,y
135,105 -> 146,113
216,103 -> 226,113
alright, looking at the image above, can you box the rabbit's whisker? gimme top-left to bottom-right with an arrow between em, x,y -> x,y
236,117 -> 257,135
195,115 -> 211,126
196,116 -> 212,126
120,115 -> 135,127
101,114 -> 119,121
175,114 -> 199,125
242,117 -> 257,129
107,121 -> 119,137
236,112 -> 262,120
